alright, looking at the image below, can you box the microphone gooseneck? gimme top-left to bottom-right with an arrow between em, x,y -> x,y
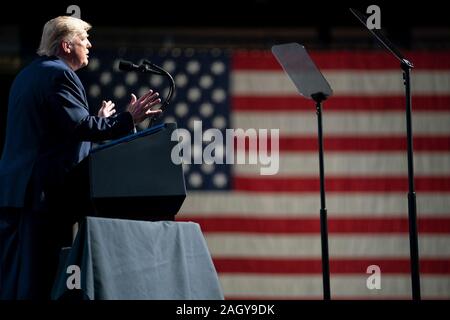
118,59 -> 176,128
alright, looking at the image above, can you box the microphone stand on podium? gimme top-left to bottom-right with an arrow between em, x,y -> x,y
272,43 -> 333,300
350,8 -> 421,300
118,59 -> 176,128
142,60 -> 175,128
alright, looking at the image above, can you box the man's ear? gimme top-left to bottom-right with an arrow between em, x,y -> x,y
61,41 -> 71,54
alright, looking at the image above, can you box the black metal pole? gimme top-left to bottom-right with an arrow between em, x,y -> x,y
402,59 -> 421,300
349,8 -> 421,301
313,93 -> 331,300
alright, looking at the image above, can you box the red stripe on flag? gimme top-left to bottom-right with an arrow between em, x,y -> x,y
232,50 -> 450,70
232,96 -> 450,111
233,176 -> 450,192
178,217 -> 450,234
213,258 -> 450,274
235,136 -> 450,152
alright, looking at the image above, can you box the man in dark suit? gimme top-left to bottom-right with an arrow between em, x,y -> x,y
0,16 -> 162,299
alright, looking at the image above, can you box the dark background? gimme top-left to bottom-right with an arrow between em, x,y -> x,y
2,0 -> 448,27
1,0 -> 449,53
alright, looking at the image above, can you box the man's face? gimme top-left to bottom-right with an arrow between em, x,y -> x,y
69,31 -> 91,70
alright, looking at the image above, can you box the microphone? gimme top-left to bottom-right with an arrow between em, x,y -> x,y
119,60 -> 162,74
118,60 -> 141,72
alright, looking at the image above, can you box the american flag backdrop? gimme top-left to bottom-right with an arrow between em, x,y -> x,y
80,48 -> 450,299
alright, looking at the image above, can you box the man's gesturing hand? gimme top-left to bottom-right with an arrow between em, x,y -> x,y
98,100 -> 116,117
126,90 -> 162,124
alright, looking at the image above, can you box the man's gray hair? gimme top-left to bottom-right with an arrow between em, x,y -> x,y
37,16 -> 91,57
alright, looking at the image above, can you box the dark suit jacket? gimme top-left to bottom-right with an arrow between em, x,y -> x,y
0,56 -> 134,210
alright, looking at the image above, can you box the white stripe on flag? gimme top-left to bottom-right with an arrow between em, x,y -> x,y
204,234 -> 450,258
218,274 -> 450,298
232,71 -> 450,96
234,153 -> 450,176
179,192 -> 450,217
232,112 -> 450,135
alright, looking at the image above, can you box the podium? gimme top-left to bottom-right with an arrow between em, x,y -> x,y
60,122 -> 186,221
49,124 -> 224,300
